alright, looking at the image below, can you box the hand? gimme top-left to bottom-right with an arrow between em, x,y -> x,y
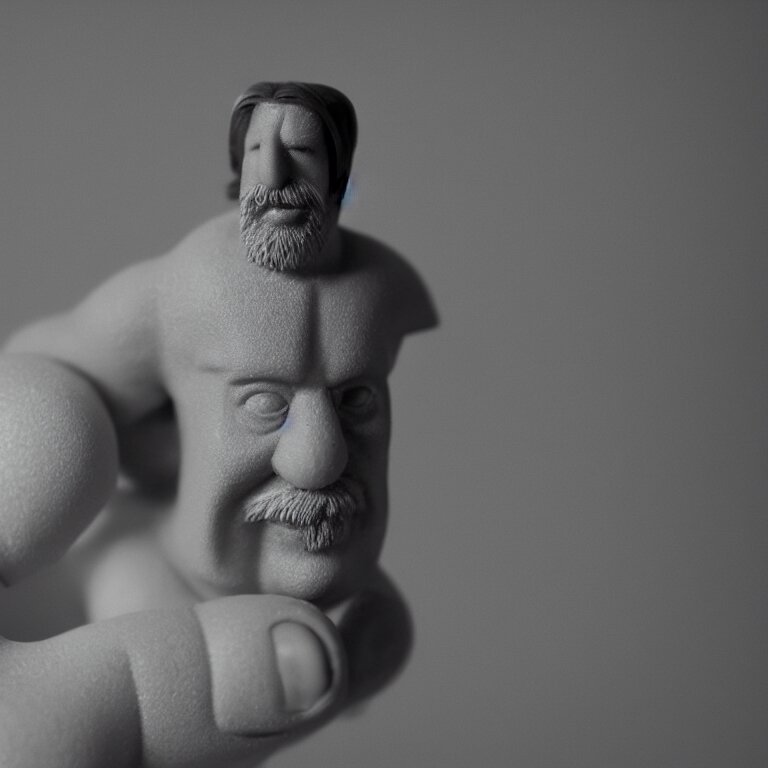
0,579 -> 410,768
0,355 -> 411,767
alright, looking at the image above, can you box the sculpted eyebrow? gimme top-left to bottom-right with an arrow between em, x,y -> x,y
228,375 -> 293,388
194,359 -> 287,386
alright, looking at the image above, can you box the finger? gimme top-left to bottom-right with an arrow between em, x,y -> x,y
0,594 -> 346,768
327,569 -> 413,708
193,595 -> 346,737
0,354 -> 118,584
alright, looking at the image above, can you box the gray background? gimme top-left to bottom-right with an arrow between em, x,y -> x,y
1,1 -> 766,766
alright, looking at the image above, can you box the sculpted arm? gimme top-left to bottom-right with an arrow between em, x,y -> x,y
353,232 -> 438,342
5,257 -> 166,423
0,258 -> 166,583
377,240 -> 439,350
395,256 -> 438,338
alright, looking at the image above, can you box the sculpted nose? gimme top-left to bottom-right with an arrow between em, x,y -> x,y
260,138 -> 291,190
272,390 -> 348,490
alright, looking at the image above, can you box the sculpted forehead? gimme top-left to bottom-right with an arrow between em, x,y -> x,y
190,276 -> 394,387
190,273 -> 313,382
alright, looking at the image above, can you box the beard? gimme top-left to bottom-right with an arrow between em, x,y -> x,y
243,479 -> 364,553
240,181 -> 329,271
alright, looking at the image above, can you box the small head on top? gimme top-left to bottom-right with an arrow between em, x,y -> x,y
228,82 -> 357,271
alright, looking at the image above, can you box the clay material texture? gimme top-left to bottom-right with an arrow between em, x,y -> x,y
0,82 -> 436,767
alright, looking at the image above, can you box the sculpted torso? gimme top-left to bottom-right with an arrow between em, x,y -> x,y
163,210 -> 409,382
76,211 -> 432,617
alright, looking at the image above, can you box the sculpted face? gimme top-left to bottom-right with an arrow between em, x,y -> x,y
159,276 -> 393,606
239,103 -> 333,271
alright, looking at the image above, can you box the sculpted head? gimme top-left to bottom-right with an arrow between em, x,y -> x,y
160,298 -> 393,608
228,82 -> 357,271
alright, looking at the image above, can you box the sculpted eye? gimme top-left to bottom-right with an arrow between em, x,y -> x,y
288,145 -> 313,154
337,385 -> 377,419
248,143 -> 261,151
243,391 -> 289,428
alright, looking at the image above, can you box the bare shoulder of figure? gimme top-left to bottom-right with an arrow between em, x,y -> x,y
4,211 -> 240,424
161,209 -> 241,273
5,256 -> 166,423
343,228 -> 439,337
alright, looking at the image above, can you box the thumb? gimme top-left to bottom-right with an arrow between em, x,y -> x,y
0,594 -> 346,768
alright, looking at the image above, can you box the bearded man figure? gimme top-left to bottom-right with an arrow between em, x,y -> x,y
233,82 -> 355,272
0,82 -> 436,767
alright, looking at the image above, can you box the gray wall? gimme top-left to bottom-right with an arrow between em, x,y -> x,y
1,2 -> 766,766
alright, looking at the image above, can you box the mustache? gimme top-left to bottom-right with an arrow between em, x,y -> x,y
243,479 -> 364,553
241,181 -> 323,213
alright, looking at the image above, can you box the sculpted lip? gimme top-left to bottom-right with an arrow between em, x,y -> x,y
243,478 -> 365,553
264,206 -> 310,224
267,202 -> 307,210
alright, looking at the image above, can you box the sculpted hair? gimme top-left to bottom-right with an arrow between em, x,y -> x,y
228,81 -> 357,204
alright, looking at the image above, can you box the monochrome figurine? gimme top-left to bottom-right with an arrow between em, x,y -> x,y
0,82 -> 436,767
